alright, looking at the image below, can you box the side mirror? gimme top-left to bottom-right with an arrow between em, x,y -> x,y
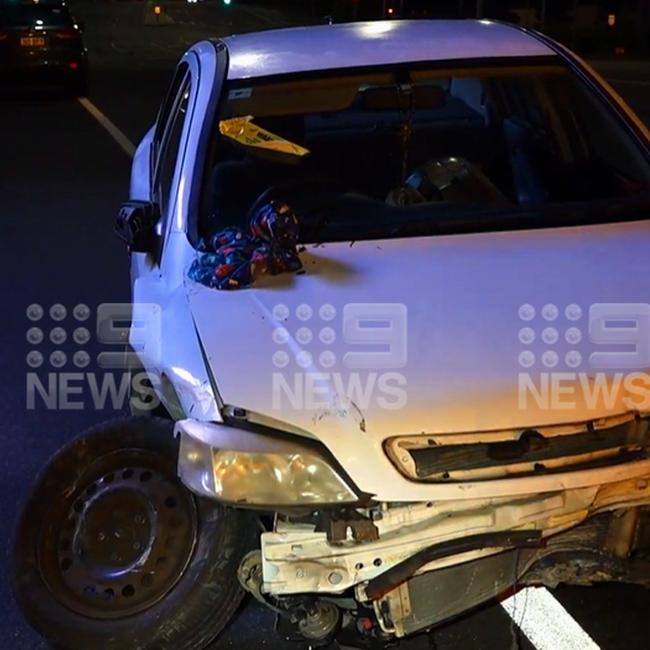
115,201 -> 159,253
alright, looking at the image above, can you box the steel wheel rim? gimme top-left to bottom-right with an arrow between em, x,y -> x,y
38,448 -> 198,619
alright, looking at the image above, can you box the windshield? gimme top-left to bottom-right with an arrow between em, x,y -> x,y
200,61 -> 650,244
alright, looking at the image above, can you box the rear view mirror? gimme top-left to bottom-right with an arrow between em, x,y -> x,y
361,85 -> 446,111
115,201 -> 159,253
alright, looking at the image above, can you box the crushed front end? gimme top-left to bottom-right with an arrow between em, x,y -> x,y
175,410 -> 650,642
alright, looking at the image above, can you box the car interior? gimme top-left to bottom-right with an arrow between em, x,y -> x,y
198,63 -> 650,245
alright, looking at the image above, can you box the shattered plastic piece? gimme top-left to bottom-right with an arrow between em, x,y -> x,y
189,201 -> 303,290
219,116 -> 310,158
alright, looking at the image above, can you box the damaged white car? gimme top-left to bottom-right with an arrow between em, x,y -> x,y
13,19 -> 650,650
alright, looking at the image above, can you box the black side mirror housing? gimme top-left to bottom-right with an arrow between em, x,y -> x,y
115,201 -> 159,253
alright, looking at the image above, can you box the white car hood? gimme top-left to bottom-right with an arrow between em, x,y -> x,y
187,219 -> 650,445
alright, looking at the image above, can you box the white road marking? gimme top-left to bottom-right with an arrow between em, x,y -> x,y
501,586 -> 600,650
607,78 -> 650,87
77,97 -> 136,158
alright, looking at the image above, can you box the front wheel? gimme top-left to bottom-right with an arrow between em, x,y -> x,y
12,417 -> 257,650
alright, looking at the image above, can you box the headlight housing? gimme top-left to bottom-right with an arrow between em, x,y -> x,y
176,418 -> 359,506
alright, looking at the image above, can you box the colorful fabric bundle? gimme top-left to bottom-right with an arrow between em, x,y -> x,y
189,201 -> 303,290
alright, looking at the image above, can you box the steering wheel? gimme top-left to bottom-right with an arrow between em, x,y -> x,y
246,177 -> 343,222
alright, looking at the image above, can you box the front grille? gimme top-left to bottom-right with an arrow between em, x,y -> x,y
385,415 -> 650,482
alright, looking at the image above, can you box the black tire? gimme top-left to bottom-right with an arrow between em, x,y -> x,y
12,417 -> 257,650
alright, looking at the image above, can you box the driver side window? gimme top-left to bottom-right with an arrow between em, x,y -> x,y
152,64 -> 192,231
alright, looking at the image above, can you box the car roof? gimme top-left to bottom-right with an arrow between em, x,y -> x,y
222,19 -> 556,81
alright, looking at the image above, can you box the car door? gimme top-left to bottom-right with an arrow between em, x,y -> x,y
126,56 -> 197,382
127,48 -> 225,421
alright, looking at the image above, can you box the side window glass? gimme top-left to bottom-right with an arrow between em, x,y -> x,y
152,62 -> 189,180
155,78 -> 192,217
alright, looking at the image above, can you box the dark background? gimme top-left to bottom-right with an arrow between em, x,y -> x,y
287,0 -> 650,55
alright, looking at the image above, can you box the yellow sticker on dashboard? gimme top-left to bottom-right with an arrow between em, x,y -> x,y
219,116 -> 310,157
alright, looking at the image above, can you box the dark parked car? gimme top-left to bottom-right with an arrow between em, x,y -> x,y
0,0 -> 87,96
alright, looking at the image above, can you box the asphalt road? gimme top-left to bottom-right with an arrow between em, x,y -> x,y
2,3 -> 650,648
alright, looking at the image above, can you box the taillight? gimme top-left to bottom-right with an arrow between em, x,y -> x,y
0,31 -> 9,41
53,29 -> 78,40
